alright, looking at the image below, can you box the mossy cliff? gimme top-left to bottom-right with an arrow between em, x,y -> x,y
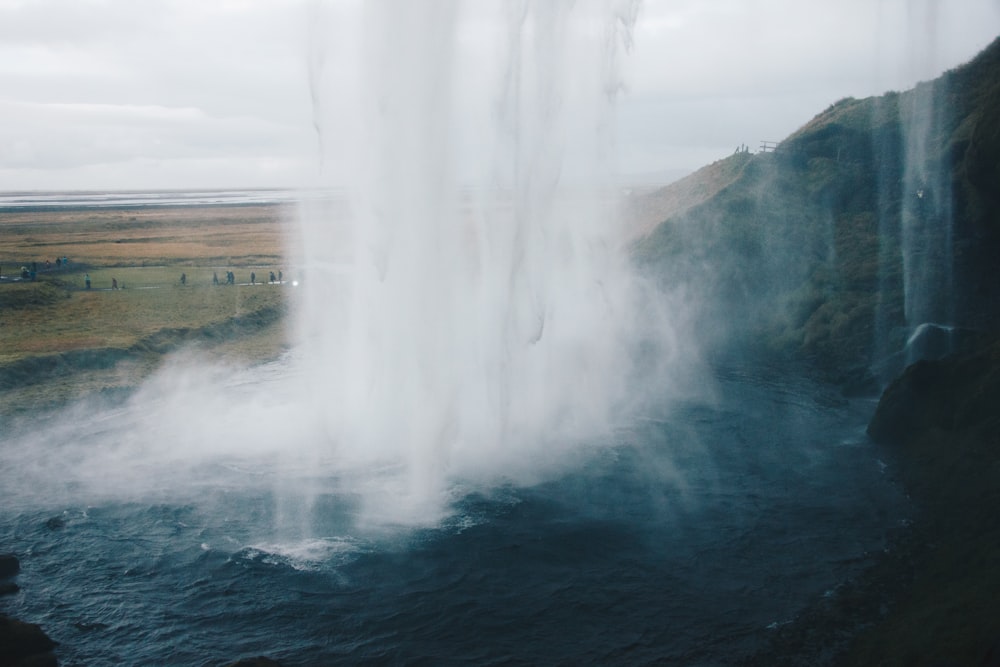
634,36 -> 1000,665
633,36 -> 1000,389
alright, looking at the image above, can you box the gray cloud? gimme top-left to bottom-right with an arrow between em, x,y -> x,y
617,0 -> 1000,179
1,0 -> 998,190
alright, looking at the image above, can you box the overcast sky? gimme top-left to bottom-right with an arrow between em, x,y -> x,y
1,0 -> 998,192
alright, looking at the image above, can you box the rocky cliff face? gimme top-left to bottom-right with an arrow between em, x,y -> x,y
633,42 -> 1000,662
634,36 -> 1000,390
852,337 -> 1000,666
635,39 -> 1000,665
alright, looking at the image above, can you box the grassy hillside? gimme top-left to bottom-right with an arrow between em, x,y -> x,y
0,204 -> 290,267
631,36 -> 1000,666
632,36 -> 1000,390
0,204 -> 297,414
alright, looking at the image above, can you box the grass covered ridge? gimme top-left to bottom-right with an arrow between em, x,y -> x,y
631,35 -> 1000,388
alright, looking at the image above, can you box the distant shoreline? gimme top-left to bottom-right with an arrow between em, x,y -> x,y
0,200 -> 292,214
0,188 -> 346,212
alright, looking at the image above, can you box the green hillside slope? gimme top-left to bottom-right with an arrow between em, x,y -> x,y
633,36 -> 1000,665
634,35 -> 1000,391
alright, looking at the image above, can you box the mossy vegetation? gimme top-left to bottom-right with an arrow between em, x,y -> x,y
0,277 -> 68,309
632,36 -> 1000,389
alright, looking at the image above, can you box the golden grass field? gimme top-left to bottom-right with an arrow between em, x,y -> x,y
0,203 -> 302,413
1,204 -> 294,267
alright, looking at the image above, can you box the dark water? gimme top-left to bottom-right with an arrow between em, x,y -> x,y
0,366 -> 907,666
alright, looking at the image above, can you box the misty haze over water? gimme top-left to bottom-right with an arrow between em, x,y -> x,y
0,2 -> 928,664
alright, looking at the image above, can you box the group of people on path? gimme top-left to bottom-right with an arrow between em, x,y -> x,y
1,258 -> 70,282
82,270 -> 285,289
209,270 -> 282,286
77,269 -> 284,291
247,270 -> 283,286
5,262 -> 284,290
84,273 -> 119,290
212,271 -> 241,285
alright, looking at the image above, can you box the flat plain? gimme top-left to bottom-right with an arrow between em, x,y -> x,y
0,203 -> 299,415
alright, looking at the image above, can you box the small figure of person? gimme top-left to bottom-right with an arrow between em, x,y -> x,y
213,271 -> 219,286
85,273 -> 91,290
278,270 -> 282,284
180,272 -> 187,286
269,271 -> 276,283
112,277 -> 118,290
250,271 -> 256,285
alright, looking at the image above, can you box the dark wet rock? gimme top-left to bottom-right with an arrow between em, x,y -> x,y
868,337 -> 1000,444
901,323 -> 974,363
0,613 -> 58,667
0,554 -> 19,578
6,656 -> 58,667
223,658 -> 284,667
745,336 -> 1000,665
866,358 -> 953,443
848,337 -> 1000,665
871,325 -> 993,393
0,582 -> 19,596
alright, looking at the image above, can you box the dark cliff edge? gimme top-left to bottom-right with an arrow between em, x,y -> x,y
740,340 -> 1000,662
853,337 -> 1000,666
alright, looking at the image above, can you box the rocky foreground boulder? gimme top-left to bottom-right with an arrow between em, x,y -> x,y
0,553 -> 57,666
854,338 -> 1000,666
0,614 -> 58,667
0,553 -> 20,597
0,554 -> 19,578
868,337 -> 1000,444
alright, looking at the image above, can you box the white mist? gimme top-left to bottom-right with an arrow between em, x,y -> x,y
0,2 -> 688,535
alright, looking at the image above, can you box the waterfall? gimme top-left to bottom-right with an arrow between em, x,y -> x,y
293,0 -> 669,520
898,77 -> 955,365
